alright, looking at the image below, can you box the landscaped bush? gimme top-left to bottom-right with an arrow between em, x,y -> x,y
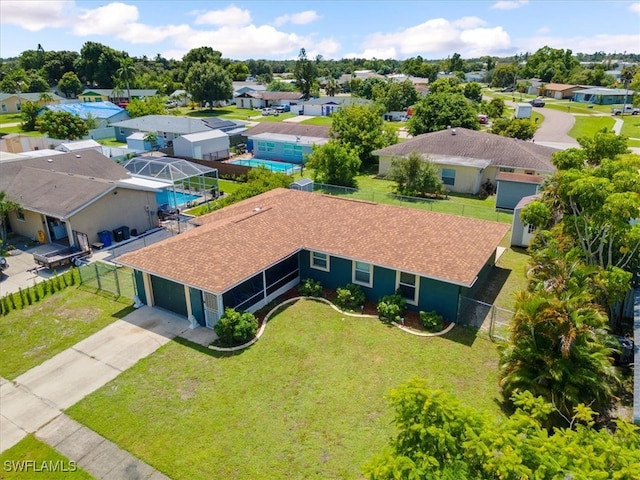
335,283 -> 365,312
298,278 -> 323,297
420,310 -> 444,331
214,308 -> 259,347
0,268 -> 80,315
377,293 -> 406,322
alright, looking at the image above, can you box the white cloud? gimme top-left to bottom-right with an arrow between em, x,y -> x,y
74,2 -> 139,36
519,33 -> 640,57
491,1 -> 529,10
630,2 -> 640,14
192,5 -> 252,27
118,23 -> 192,44
274,10 -> 321,26
536,27 -> 551,34
350,17 -> 512,59
0,0 -> 69,31
305,38 -> 341,59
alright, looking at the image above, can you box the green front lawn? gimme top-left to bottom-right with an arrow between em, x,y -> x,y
0,112 -> 23,125
0,435 -> 94,479
568,115 -> 616,139
0,288 -> 134,380
68,299 -> 500,480
300,116 -> 333,125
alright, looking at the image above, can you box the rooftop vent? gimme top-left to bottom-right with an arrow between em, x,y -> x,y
451,129 -> 457,135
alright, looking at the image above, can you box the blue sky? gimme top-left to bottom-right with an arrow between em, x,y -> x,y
1,1 -> 639,61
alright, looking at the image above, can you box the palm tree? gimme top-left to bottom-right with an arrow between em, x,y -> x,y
38,92 -> 54,105
116,58 -> 136,103
0,191 -> 21,246
325,77 -> 338,97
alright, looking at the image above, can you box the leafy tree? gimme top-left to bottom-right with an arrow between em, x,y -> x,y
378,80 -> 417,112
447,52 -> 464,73
428,77 -> 461,94
364,379 -> 640,479
485,98 -> 505,119
324,77 -> 339,96
293,48 -> 318,100
126,97 -> 167,118
490,63 -> 517,88
550,147 -> 587,170
463,81 -> 483,103
0,69 -> 28,93
576,128 -> 629,165
37,110 -> 88,140
356,77 -> 387,99
266,79 -> 297,92
58,71 -> 83,98
75,41 -> 121,87
43,50 -> 79,85
227,62 -> 250,81
184,62 -> 233,108
20,101 -> 40,131
305,141 -> 361,187
490,117 -> 538,140
213,308 -> 258,347
26,73 -> 49,93
181,46 -> 225,79
0,191 -> 22,245
388,152 -> 443,197
143,132 -> 159,150
329,103 -> 397,169
521,46 -> 579,83
407,92 -> 479,136
116,57 -> 136,102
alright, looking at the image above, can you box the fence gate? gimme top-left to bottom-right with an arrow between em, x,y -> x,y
457,296 -> 513,342
78,262 -> 136,299
203,291 -> 221,328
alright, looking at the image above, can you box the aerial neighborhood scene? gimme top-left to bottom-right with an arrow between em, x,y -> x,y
1,0 -> 640,478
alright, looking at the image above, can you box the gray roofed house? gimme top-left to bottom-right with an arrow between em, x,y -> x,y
374,128 -> 556,195
298,96 -> 372,116
572,87 -> 636,105
0,150 -> 163,246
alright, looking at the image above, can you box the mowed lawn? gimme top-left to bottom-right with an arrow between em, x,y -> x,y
0,288 -> 134,380
0,435 -> 94,479
68,299 -> 501,480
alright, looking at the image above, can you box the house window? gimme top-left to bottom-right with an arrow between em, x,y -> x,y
527,224 -> 535,234
310,251 -> 330,272
499,167 -> 515,173
16,210 -> 25,221
396,272 -> 419,305
441,168 -> 456,186
353,261 -> 372,287
524,170 -> 535,175
1,104 -> 6,113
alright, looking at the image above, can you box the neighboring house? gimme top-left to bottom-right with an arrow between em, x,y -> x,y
234,91 -> 304,110
111,115 -> 246,143
0,92 -> 65,113
511,195 -> 540,247
297,96 -> 371,116
126,132 -> 166,152
495,172 -> 543,210
572,87 -> 636,105
247,132 -> 328,163
244,123 -> 331,152
118,188 -> 510,328
55,139 -> 102,154
79,89 -> 158,104
526,78 -> 543,96
374,128 -> 556,195
232,82 -> 266,97
169,90 -> 191,106
43,101 -> 129,129
541,83 -> 581,100
173,130 -> 230,161
0,150 -> 163,246
0,134 -> 54,153
465,71 -> 486,83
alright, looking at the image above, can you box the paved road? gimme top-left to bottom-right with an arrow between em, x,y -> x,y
530,106 -> 579,146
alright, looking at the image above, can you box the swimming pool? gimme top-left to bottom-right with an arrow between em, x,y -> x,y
229,158 -> 302,174
156,190 -> 200,208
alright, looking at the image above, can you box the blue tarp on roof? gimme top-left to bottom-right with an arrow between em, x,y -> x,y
45,101 -> 125,119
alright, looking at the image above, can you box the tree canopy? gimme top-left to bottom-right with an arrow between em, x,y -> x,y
407,92 -> 480,136
490,117 -> 538,140
388,152 -> 443,197
293,48 -> 318,100
37,110 -> 88,140
364,379 -> 640,480
305,141 -> 361,187
184,62 -> 233,108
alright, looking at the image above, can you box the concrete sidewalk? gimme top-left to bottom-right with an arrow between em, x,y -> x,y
0,306 -> 190,454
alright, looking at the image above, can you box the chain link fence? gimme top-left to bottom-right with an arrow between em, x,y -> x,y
457,296 -> 513,342
312,182 -> 513,223
78,261 -> 136,300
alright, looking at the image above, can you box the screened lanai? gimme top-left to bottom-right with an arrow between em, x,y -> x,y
122,155 -> 219,209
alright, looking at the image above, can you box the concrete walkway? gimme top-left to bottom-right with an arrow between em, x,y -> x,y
0,305 -> 204,477
283,114 -> 316,123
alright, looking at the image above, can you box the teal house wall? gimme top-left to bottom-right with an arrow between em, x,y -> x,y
417,278 -> 461,322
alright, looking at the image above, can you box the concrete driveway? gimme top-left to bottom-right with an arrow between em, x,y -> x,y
0,306 -> 191,453
531,106 -> 579,147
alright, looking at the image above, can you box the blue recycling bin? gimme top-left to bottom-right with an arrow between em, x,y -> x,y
98,230 -> 112,247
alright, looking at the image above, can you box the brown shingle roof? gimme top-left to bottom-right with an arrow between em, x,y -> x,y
119,189 -> 510,293
544,83 -> 579,91
373,128 -> 556,172
495,172 -> 543,184
245,123 -> 331,138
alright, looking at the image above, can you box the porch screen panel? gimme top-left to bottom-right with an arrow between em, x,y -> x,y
223,273 -> 265,311
265,254 -> 299,296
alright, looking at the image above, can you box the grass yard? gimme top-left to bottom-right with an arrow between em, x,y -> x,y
619,114 -> 640,141
0,287 -> 134,380
300,116 -> 333,125
568,115 -> 615,139
0,435 -> 94,479
0,112 -> 22,125
97,137 -> 126,147
68,299 -> 501,480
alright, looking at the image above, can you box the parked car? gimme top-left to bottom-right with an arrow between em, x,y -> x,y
500,86 -> 515,92
611,105 -> 640,115
274,105 -> 290,113
261,108 -> 278,116
529,98 -> 545,107
478,114 -> 489,125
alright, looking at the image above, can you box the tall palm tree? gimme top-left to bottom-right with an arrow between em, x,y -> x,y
116,58 -> 136,103
38,92 -> 54,105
